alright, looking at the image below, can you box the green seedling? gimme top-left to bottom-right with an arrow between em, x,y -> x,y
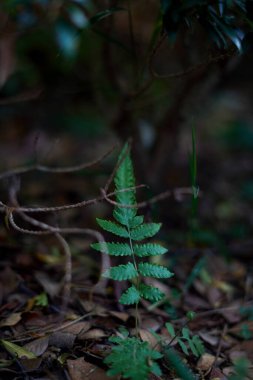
166,322 -> 205,358
105,328 -> 162,380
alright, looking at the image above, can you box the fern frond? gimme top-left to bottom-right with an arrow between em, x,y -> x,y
114,143 -> 136,204
138,263 -> 174,278
119,286 -> 140,305
91,242 -> 131,256
139,284 -> 165,302
130,223 -> 162,241
134,243 -> 168,257
105,336 -> 162,380
96,218 -> 129,237
103,262 -> 138,281
113,143 -> 137,224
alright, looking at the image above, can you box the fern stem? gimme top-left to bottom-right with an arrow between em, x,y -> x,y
127,225 -> 140,335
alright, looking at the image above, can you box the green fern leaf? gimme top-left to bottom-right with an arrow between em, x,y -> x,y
114,143 -> 136,204
119,286 -> 140,305
103,262 -> 138,281
96,218 -> 129,237
91,242 -> 131,256
113,143 -> 137,224
130,223 -> 162,241
139,284 -> 165,302
129,215 -> 144,228
113,208 -> 129,226
134,243 -> 168,257
105,336 -> 162,380
138,263 -> 174,278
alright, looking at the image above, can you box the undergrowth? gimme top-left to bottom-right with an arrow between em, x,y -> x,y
92,143 -> 199,380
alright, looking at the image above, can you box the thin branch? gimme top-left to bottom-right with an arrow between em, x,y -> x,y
0,145 -> 115,180
0,185 -> 145,213
8,211 -> 111,297
101,187 -> 195,209
148,32 -> 237,79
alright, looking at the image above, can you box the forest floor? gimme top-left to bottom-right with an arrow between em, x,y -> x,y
0,128 -> 252,380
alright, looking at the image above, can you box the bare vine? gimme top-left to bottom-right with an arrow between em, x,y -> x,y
0,144 -> 194,312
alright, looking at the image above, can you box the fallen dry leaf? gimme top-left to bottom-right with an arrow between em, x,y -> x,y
109,310 -> 129,322
67,357 -> 114,380
24,336 -> 49,357
139,328 -> 158,349
198,331 -> 219,346
197,353 -> 216,371
79,329 -> 107,340
0,312 -> 22,327
63,321 -> 92,335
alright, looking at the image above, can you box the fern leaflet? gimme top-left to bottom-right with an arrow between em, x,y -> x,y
134,243 -> 168,257
91,242 -> 131,256
119,286 -> 141,305
96,218 -> 129,237
138,262 -> 174,278
103,262 -> 138,281
139,284 -> 165,302
130,223 -> 161,241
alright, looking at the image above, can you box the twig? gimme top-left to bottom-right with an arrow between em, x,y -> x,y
8,211 -> 111,295
0,186 -> 146,213
102,187 -> 195,209
148,32 -> 237,79
205,323 -> 228,377
0,145 -> 115,180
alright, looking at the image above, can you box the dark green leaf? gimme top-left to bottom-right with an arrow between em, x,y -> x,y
139,284 -> 165,302
96,218 -> 129,237
103,262 -> 138,281
134,243 -> 168,257
91,242 -> 131,256
119,286 -> 140,305
130,223 -> 162,241
138,262 -> 174,278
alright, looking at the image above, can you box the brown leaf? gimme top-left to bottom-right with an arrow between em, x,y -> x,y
24,336 -> 49,357
109,311 -> 129,322
0,312 -> 22,327
198,331 -> 219,346
197,353 -> 216,372
139,328 -> 158,349
63,321 -> 92,335
67,357 -> 114,380
81,301 -> 108,316
20,358 -> 42,372
79,329 -> 107,340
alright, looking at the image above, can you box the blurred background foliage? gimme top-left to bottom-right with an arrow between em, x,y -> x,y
0,0 -> 253,251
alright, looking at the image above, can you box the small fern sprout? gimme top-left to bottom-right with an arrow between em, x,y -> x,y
91,143 -> 173,306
